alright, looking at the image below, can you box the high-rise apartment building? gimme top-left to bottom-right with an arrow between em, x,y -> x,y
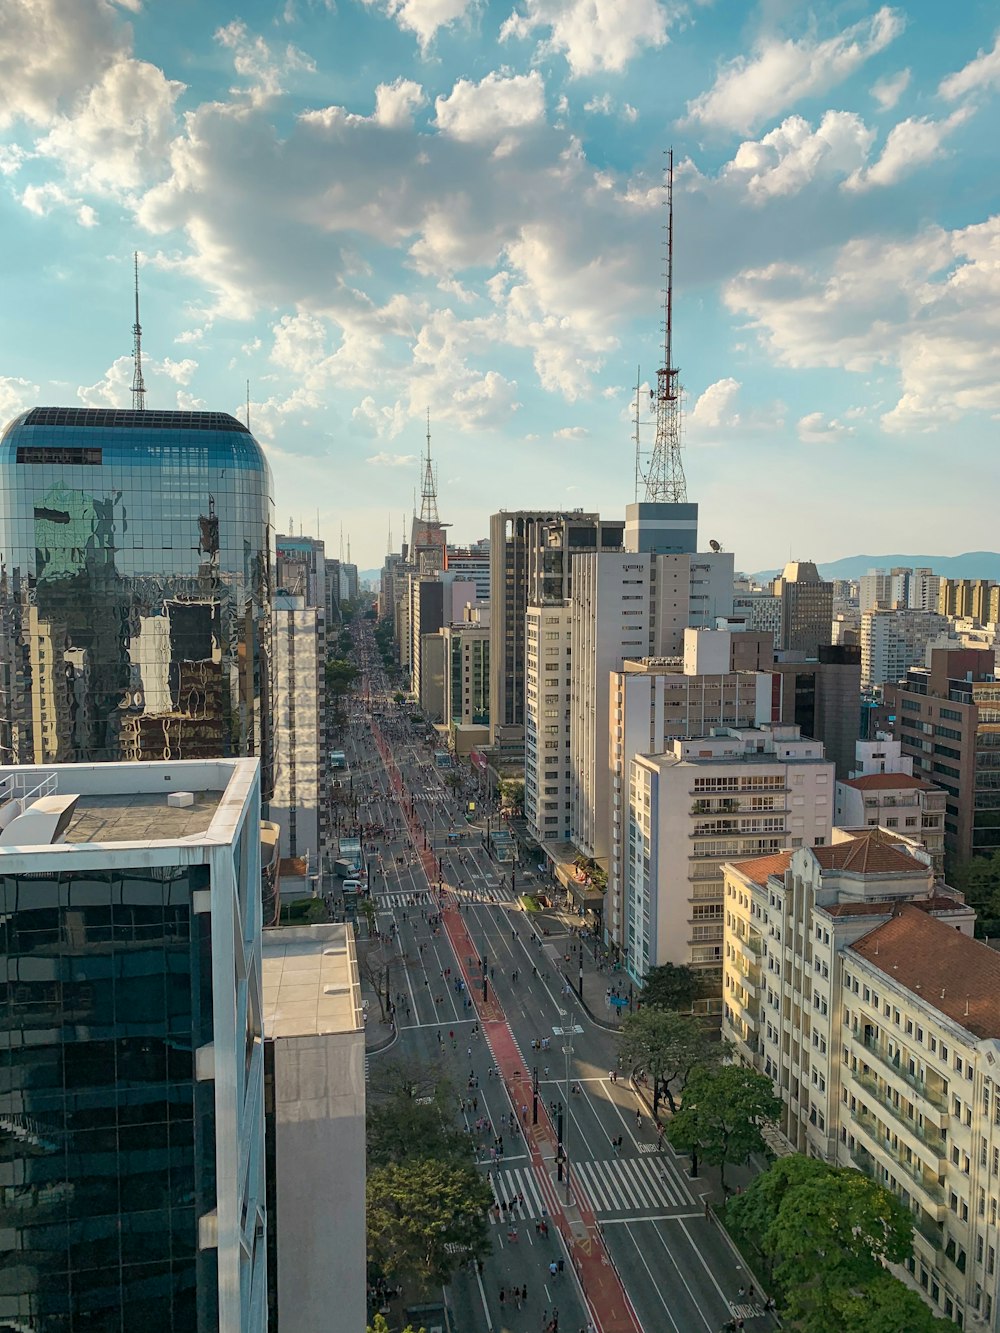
0,408 -> 274,793
271,592 -> 324,866
488,511 -> 623,747
861,607 -> 951,688
939,578 -> 997,622
886,646 -> 1000,862
722,835 -> 999,1331
771,645 -> 862,780
772,560 -> 834,656
275,535 -> 326,611
442,614 -> 490,734
0,757 -> 267,1332
625,723 -> 834,987
732,590 -> 782,638
525,603 -> 573,842
445,540 -> 490,601
605,635 -> 774,958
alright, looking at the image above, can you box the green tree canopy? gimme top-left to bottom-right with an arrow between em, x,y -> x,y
366,1158 -> 492,1290
950,849 -> 1000,935
727,1153 -> 833,1272
825,1274 -> 958,1333
639,962 -> 706,1013
368,1091 -> 470,1170
617,1008 -> 728,1115
326,658 -> 359,693
666,1064 -> 780,1192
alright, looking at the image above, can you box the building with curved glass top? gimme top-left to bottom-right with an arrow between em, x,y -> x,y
0,408 -> 274,794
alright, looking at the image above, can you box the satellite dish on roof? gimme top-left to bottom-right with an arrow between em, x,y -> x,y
709,539 -> 723,553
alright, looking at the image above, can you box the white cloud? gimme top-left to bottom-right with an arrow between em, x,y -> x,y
690,377 -> 742,428
846,108 -> 971,192
434,70 -> 545,144
553,425 -> 588,438
366,451 -> 418,466
374,78 -> 427,129
939,30 -> 1000,101
175,327 -> 206,346
500,0 -> 670,78
871,68 -> 909,110
0,0 -> 127,129
684,6 -> 904,134
77,355 -> 199,407
361,0 -> 475,51
35,57 -> 185,197
796,411 -> 855,444
19,180 -> 97,226
584,93 -> 613,116
0,375 -> 40,422
725,215 -> 1000,433
215,20 -> 315,106
724,111 -> 874,201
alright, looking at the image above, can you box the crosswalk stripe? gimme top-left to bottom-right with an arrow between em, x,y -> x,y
567,1155 -> 696,1215
582,1160 -> 615,1211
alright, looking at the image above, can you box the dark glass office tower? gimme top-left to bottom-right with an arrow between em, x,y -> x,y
0,409 -> 274,795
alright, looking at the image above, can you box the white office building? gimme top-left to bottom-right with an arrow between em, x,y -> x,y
272,592 -> 325,865
861,606 -> 951,688
525,603 -> 573,841
625,725 -> 833,990
0,759 -> 267,1332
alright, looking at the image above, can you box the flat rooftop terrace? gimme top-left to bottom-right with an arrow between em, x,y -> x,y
262,924 -> 363,1039
63,791 -> 223,844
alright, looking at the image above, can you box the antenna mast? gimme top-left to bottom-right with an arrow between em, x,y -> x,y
131,251 -> 147,411
419,409 -> 439,524
632,364 -> 642,502
645,149 -> 686,503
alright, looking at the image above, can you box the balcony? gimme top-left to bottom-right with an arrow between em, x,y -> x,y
851,1029 -> 948,1111
854,1071 -> 947,1158
849,1107 -> 945,1206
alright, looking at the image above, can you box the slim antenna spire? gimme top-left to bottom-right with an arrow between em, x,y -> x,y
645,148 -> 687,503
131,251 -> 147,411
419,409 -> 439,525
632,364 -> 642,503
339,523 -> 344,562
387,517 -> 393,556
347,535 -> 351,564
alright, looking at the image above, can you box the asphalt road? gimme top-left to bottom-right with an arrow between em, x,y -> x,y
342,625 -> 771,1333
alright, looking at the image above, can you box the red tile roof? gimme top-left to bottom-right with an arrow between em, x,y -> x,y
850,905 -> 1000,1039
823,895 -> 967,918
812,829 -> 924,875
842,773 -> 935,791
727,850 -> 792,887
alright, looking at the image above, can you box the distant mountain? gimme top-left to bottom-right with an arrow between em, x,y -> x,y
359,568 -> 381,583
750,553 -> 1000,584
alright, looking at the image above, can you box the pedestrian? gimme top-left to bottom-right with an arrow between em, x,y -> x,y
522,1284 -> 528,1305
499,1288 -> 505,1306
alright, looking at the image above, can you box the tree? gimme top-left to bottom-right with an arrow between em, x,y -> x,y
640,962 -> 706,1013
727,1153 -> 832,1279
825,1274 -> 957,1333
765,1166 -> 913,1327
368,1091 -> 469,1170
950,849 -> 1000,936
358,940 -> 408,1021
666,1064 -> 780,1191
367,1317 -> 425,1333
498,777 -> 523,813
617,1008 -> 729,1115
367,1053 -> 449,1104
366,1158 -> 492,1289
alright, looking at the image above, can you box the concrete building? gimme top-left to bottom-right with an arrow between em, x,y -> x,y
445,540 -> 491,601
275,534 -> 326,611
910,568 -> 942,612
625,723 -> 834,989
604,640 -> 774,961
732,590 -> 782,639
836,771 -> 946,874
488,510 -> 623,747
0,408 -> 273,790
771,645 -> 863,780
887,646 -> 1000,863
0,758 -> 267,1332
831,610 -> 861,646
525,603 -> 573,842
723,837 -> 1000,1331
568,545 -> 735,866
861,607 -> 951,689
772,560 -> 834,656
271,593 -> 324,864
262,925 -> 365,1333
939,579 -> 997,622
442,615 -> 490,734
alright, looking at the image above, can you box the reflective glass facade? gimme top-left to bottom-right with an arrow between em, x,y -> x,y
0,865 -> 217,1331
0,410 -> 274,794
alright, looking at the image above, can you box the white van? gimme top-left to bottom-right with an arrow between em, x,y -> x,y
342,879 -> 363,895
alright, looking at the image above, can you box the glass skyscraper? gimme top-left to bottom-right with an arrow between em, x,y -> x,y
0,409 -> 274,794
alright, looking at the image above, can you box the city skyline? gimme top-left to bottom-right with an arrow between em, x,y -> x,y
2,1 -> 999,569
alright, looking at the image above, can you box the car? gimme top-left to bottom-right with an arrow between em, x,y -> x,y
342,879 -> 363,894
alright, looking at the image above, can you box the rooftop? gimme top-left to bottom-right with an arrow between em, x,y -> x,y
262,924 -> 363,1039
728,850 -> 793,887
63,792 -> 222,843
850,905 -> 1000,1039
842,773 -> 935,792
823,895 -> 966,918
12,407 -> 251,433
812,828 -> 922,874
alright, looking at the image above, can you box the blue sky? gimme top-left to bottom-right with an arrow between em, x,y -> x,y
1,0 -> 999,573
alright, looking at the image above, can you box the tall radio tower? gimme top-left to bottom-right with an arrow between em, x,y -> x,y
131,251 -> 147,411
642,149 -> 686,503
419,409 -> 439,525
